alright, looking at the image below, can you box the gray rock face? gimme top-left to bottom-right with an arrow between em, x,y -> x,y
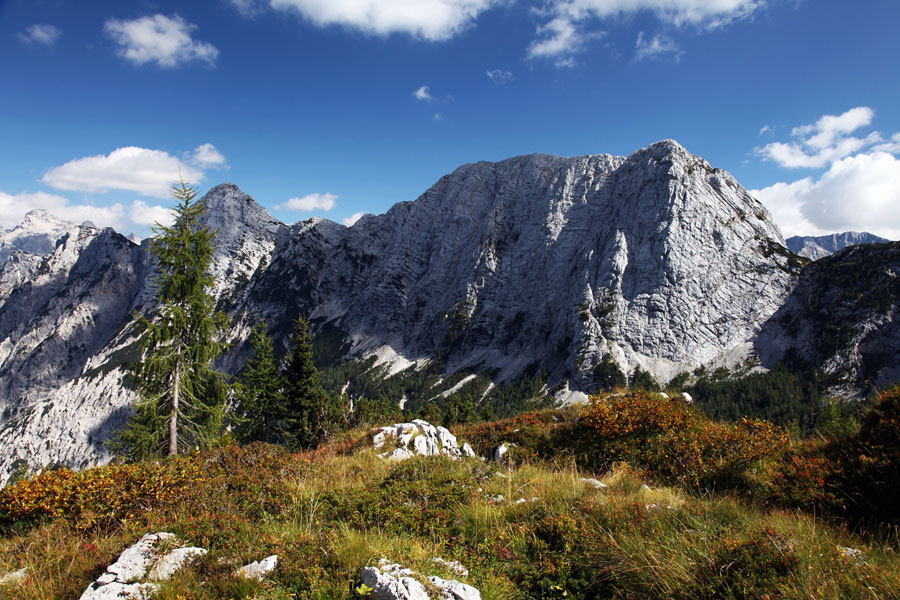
786,231 -> 891,260
0,209 -> 78,265
756,241 -> 900,391
0,140 -> 870,483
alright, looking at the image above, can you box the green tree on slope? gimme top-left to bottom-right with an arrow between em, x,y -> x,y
116,180 -> 228,459
232,321 -> 283,444
280,315 -> 339,448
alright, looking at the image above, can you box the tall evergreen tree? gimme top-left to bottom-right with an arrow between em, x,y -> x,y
280,315 -> 336,448
115,180 -> 228,459
233,321 -> 283,444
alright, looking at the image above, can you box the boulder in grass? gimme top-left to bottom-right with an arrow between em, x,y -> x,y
236,555 -> 278,580
373,420 -> 477,461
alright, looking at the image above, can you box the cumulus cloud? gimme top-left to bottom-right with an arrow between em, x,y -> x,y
0,190 -> 126,230
130,200 -> 175,227
530,0 -> 762,64
264,0 -> 497,40
342,212 -> 366,226
104,14 -> 219,68
486,69 -> 513,84
276,193 -> 337,211
187,143 -> 228,169
751,107 -> 900,239
413,85 -> 433,101
42,146 -> 208,198
634,31 -> 681,61
18,24 -> 61,46
756,106 -> 879,169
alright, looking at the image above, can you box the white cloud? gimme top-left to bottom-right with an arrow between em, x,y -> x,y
266,0 -> 497,40
486,69 -> 513,84
756,106 -> 880,169
18,24 -> 61,46
530,0 -> 762,64
759,125 -> 773,136
130,200 -> 175,227
749,178 -> 822,238
527,17 -> 588,61
276,193 -> 337,211
634,31 -> 681,61
873,132 -> 900,155
343,212 -> 366,226
751,107 -> 900,239
187,143 -> 228,169
104,14 -> 219,68
0,190 -> 126,231
42,146 -> 207,198
434,113 -> 444,120
413,85 -> 433,101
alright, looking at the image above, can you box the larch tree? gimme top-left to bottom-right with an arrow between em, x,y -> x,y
116,180 -> 229,459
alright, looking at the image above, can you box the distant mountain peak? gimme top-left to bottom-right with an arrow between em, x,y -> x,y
786,232 -> 892,260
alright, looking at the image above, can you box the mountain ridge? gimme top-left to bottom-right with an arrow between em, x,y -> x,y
0,139 -> 896,482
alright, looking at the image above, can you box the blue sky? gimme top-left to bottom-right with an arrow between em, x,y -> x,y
2,0 -> 899,239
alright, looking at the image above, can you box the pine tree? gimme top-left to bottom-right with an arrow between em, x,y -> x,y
233,321 -> 283,444
116,180 -> 228,459
280,315 -> 335,448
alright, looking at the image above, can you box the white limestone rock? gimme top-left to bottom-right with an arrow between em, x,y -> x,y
581,477 -> 608,489
0,567 -> 27,585
79,532 -> 185,600
149,547 -> 207,581
361,566 -> 430,600
431,558 -> 468,578
236,555 -> 278,580
427,576 -> 482,600
79,581 -> 157,600
373,420 -> 475,461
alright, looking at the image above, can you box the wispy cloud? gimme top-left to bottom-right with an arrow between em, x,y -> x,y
634,32 -> 682,61
104,14 -> 219,68
529,0 -> 763,66
486,69 -> 513,84
18,24 -> 61,46
275,192 -> 337,211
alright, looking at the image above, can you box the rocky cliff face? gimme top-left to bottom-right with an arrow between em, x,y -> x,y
231,141 -> 796,389
786,232 -> 891,261
0,139 -> 880,483
757,241 -> 900,392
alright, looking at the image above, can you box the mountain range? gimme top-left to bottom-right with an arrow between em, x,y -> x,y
1,140 -> 898,483
786,232 -> 892,260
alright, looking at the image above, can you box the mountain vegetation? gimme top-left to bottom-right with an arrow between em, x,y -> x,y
2,386 -> 900,599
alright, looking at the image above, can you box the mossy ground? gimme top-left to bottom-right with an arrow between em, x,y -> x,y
2,394 -> 900,600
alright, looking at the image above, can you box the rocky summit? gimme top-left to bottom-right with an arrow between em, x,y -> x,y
0,139 -> 896,483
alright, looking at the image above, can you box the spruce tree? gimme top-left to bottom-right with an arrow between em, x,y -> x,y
280,315 -> 334,448
233,321 -> 283,444
116,180 -> 228,459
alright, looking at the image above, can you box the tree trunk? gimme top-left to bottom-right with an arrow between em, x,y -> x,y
169,360 -> 181,456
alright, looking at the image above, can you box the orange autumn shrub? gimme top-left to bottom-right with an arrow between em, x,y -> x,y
578,392 -> 789,490
0,458 -> 204,526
